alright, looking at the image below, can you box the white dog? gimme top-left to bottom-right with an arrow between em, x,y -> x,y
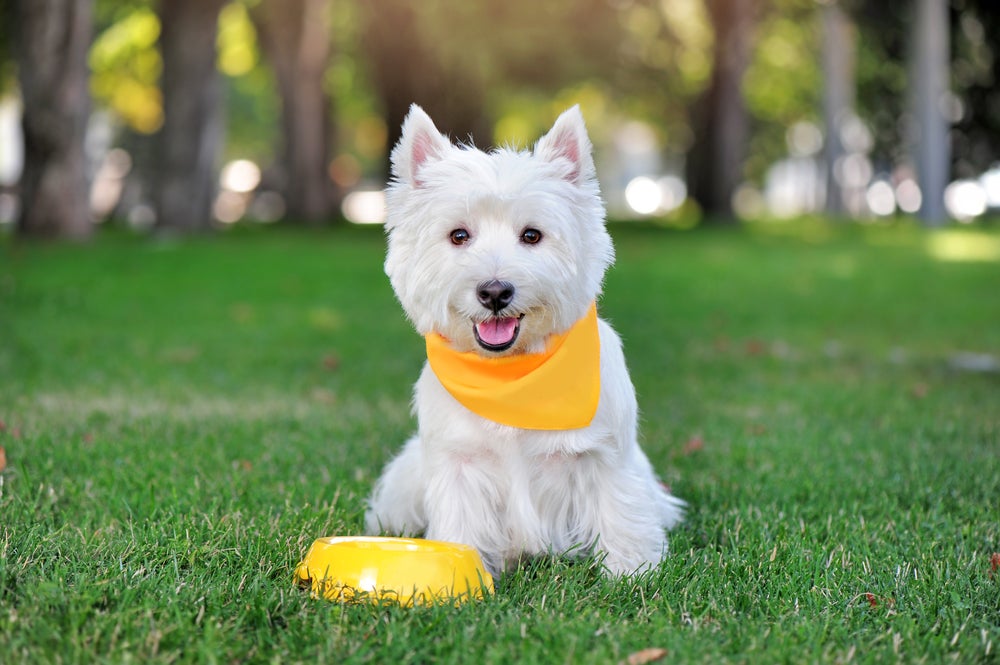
364,105 -> 684,576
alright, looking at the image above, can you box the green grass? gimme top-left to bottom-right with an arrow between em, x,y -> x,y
1,222 -> 999,663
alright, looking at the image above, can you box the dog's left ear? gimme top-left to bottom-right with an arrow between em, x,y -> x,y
535,105 -> 596,186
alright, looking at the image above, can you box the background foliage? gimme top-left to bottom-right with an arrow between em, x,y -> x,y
27,0 -> 986,186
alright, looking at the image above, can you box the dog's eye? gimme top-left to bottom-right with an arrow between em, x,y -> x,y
520,228 -> 543,245
449,229 -> 471,245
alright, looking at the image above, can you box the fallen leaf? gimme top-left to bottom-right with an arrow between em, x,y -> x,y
0,446 -> 6,472
625,648 -> 667,665
990,553 -> 1000,577
682,435 -> 704,455
865,592 -> 878,608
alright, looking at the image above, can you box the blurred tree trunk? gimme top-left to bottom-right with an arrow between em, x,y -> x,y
685,0 -> 759,222
153,0 -> 227,234
14,0 -> 93,240
911,0 -> 950,225
362,0 -> 492,179
821,1 -> 855,217
250,0 -> 334,224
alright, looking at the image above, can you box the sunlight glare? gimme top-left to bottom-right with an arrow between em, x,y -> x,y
342,190 -> 386,225
894,178 -> 922,214
979,166 -> 1000,208
625,176 -> 662,215
658,175 -> 687,213
220,159 -> 261,194
943,179 -> 987,222
865,180 -> 896,216
927,231 -> 1000,262
214,190 -> 247,224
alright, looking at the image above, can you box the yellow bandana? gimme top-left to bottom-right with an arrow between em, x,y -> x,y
425,304 -> 601,430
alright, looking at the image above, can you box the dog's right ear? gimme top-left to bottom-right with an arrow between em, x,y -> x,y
391,104 -> 451,187
535,105 -> 596,186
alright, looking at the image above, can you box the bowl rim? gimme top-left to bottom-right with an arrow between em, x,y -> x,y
310,535 -> 484,554
295,535 -> 495,605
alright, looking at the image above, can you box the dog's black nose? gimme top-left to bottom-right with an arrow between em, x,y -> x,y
477,280 -> 515,312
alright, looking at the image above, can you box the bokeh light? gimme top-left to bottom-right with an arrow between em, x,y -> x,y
865,180 -> 896,217
342,190 -> 386,224
220,160 -> 262,194
625,177 -> 662,216
944,179 -> 988,222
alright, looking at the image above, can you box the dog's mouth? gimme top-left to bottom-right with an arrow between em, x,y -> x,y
473,314 -> 524,352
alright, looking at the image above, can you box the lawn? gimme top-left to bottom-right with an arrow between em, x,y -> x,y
1,221 -> 998,663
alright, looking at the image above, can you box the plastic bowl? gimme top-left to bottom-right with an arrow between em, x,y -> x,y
294,536 -> 494,606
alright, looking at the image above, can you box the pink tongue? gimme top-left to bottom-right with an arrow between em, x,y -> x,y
476,317 -> 519,346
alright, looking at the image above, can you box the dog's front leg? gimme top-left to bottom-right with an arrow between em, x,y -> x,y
422,447 -> 509,577
588,453 -> 679,575
365,435 -> 428,536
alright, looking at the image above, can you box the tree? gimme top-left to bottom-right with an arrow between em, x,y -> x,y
910,0 -> 949,225
152,0 -> 227,233
850,0 -> 996,220
820,1 -> 855,216
250,0 -> 334,223
0,2 -> 15,94
14,0 -> 94,240
361,0 -> 492,176
359,0 -> 626,176
686,0 -> 760,222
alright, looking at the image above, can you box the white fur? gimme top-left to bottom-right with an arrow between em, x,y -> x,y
366,105 -> 684,576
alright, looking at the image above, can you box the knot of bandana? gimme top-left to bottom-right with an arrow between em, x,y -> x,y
424,304 -> 601,430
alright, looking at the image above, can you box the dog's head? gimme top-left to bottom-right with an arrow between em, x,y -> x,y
384,105 -> 614,356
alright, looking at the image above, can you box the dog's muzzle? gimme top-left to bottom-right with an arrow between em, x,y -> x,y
474,280 -> 521,351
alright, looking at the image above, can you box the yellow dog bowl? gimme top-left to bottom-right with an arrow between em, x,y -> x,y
294,536 -> 494,606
